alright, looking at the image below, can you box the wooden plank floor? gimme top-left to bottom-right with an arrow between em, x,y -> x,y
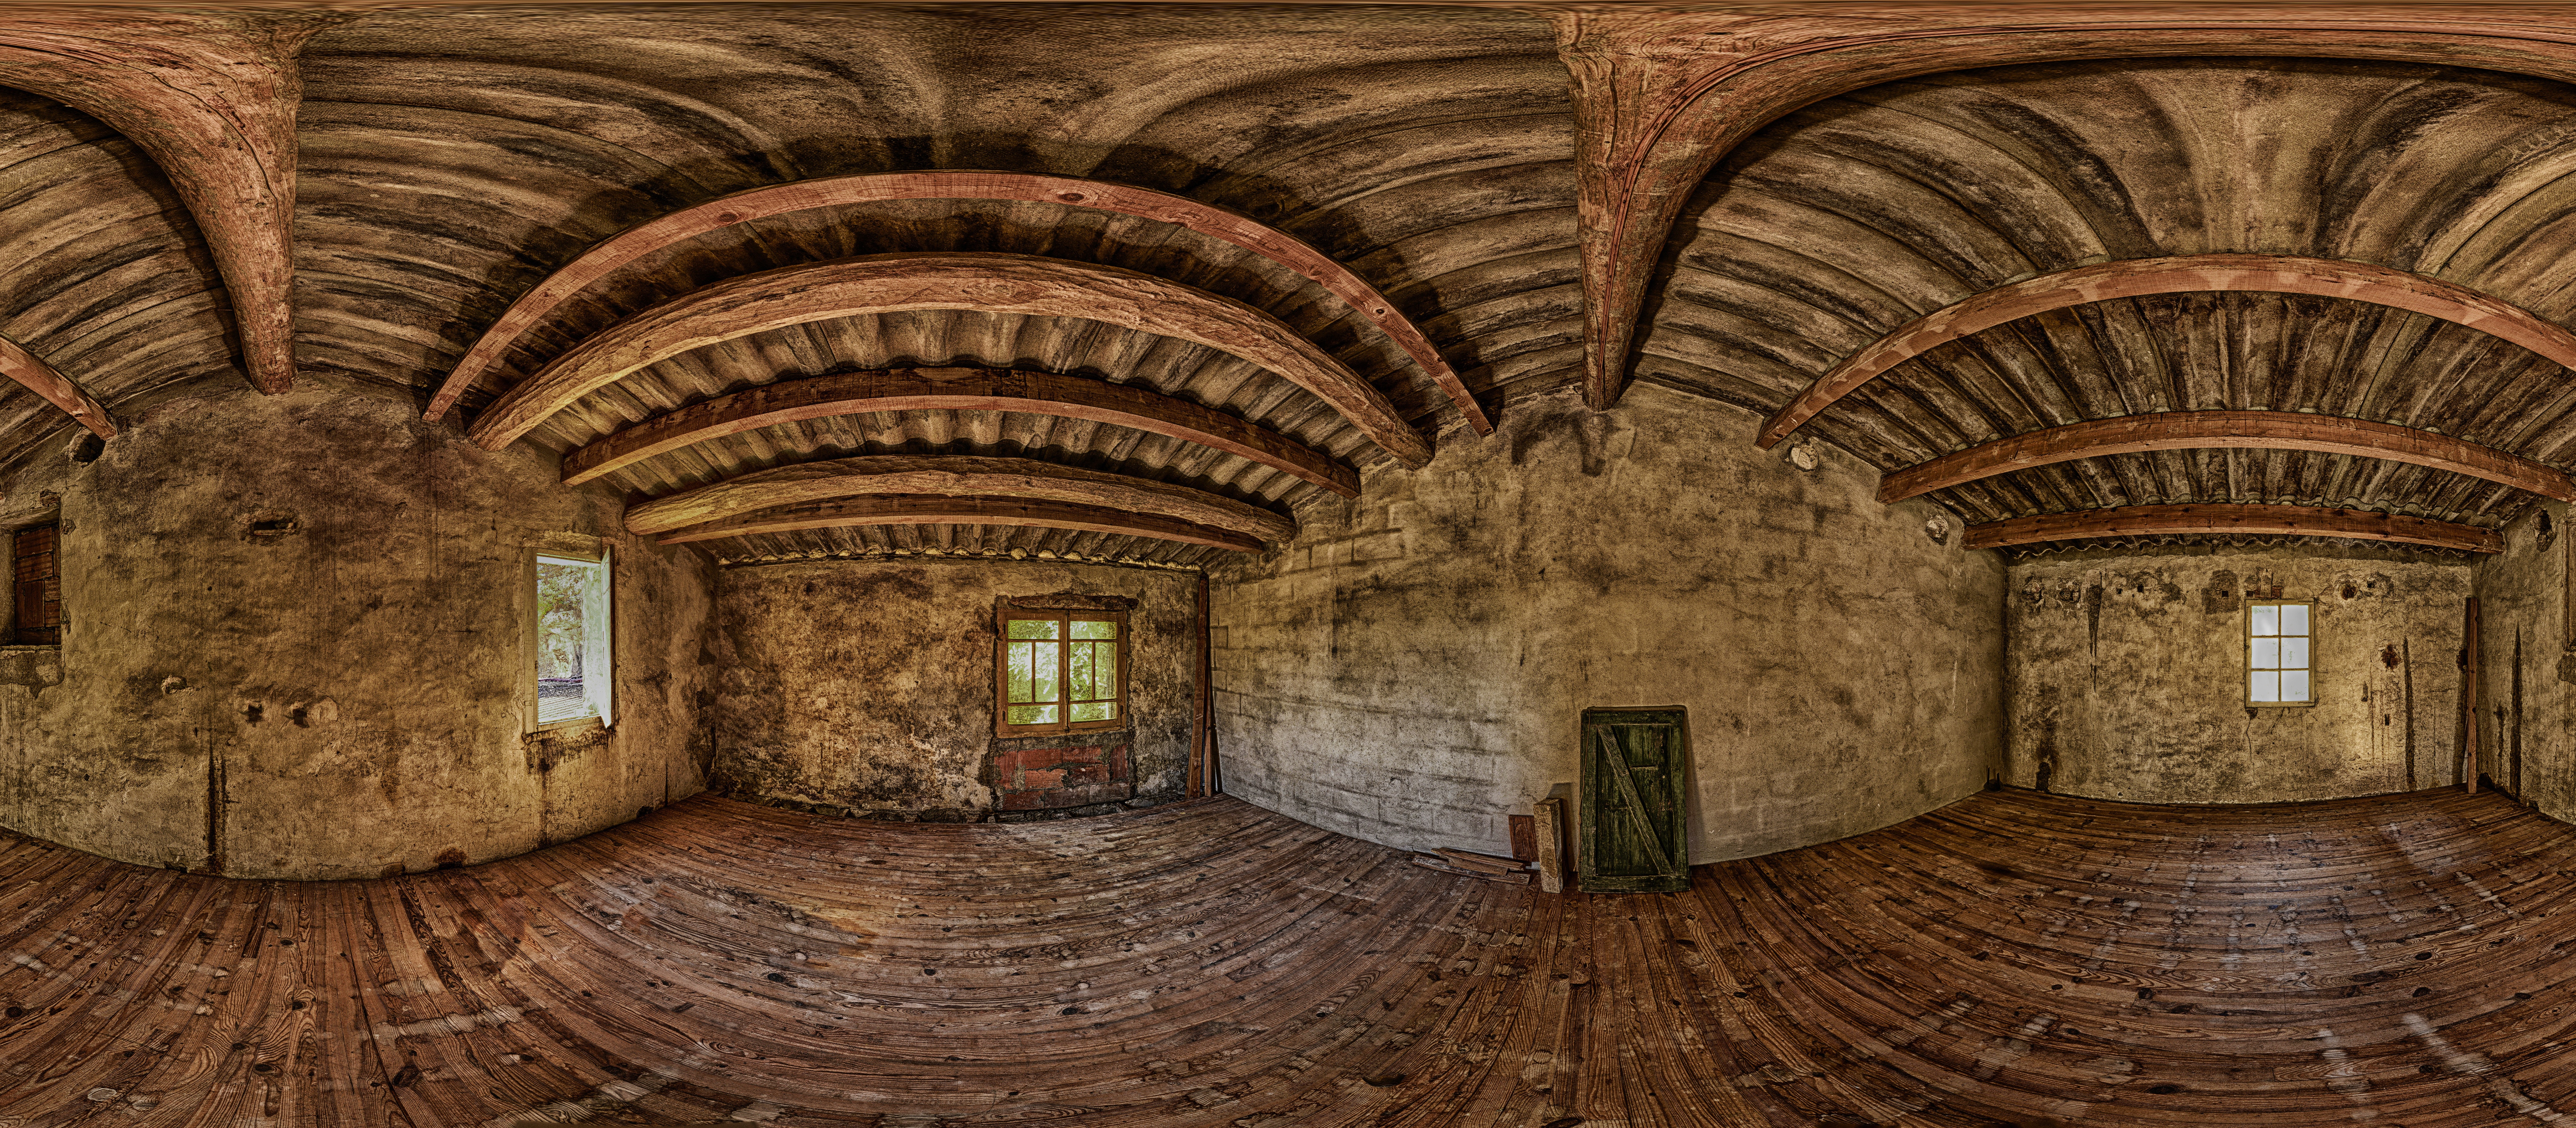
0,786 -> 2570,1125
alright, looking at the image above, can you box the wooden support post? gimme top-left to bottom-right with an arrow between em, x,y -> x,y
1192,572 -> 1210,799
2402,637 -> 2417,792
2464,598 -> 2481,793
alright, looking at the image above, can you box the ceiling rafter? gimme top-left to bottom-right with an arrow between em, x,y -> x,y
1879,411 -> 2576,505
0,12 -> 309,394
464,251 -> 1433,469
1555,7 -> 2576,413
1964,503 -> 2502,554
1762,255 -> 2576,450
424,170 -> 1489,435
626,454 -> 1296,546
0,335 -> 114,442
562,366 -> 1358,498
655,495 -> 1262,552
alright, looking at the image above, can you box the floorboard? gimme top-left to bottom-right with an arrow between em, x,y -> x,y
0,787 -> 2571,1125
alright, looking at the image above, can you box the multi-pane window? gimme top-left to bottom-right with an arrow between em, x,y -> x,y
531,550 -> 612,728
10,524 -> 57,646
997,610 -> 1124,736
2248,601 -> 2312,706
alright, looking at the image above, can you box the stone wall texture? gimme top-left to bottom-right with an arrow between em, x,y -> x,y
2469,503 -> 2572,820
1208,384 -> 2007,864
2006,547 -> 2470,804
0,385 -> 717,880
710,558 -> 1197,820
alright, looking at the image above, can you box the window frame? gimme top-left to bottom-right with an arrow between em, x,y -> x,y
9,522 -> 59,647
525,545 -> 614,733
994,606 -> 1128,738
2245,599 -> 2316,708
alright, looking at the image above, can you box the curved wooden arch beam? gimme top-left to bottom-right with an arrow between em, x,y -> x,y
564,366 -> 1358,498
1762,254 -> 2576,449
1880,411 -> 2576,505
1555,9 -> 2576,411
0,335 -> 114,441
1965,504 -> 2502,554
465,252 -> 1433,468
424,170 -> 1489,435
0,14 -> 309,394
656,495 -> 1261,552
628,455 -> 1296,545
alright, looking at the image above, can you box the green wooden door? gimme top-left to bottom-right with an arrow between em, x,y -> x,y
1579,708 -> 1689,893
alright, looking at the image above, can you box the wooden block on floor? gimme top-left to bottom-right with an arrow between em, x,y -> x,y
1532,796 -> 1566,894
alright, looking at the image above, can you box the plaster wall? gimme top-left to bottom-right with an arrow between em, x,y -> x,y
1208,384 -> 2007,864
710,559 -> 1198,820
0,386 -> 717,880
2469,503 -> 2574,818
2005,548 -> 2469,804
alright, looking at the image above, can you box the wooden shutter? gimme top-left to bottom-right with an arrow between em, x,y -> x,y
1579,707 -> 1689,892
12,525 -> 58,646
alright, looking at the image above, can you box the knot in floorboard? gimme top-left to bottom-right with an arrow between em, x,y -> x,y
0,788 -> 2567,1125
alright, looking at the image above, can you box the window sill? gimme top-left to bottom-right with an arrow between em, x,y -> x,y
2245,701 -> 2318,709
0,644 -> 59,653
532,715 -> 608,736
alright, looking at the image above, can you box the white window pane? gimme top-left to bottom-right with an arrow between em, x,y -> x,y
2281,637 -> 2309,669
2281,604 -> 2309,635
2281,670 -> 2310,702
2251,605 -> 2278,635
2251,672 -> 2280,702
2251,638 -> 2279,669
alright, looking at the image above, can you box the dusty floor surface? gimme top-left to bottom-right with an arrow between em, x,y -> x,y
0,787 -> 2564,1125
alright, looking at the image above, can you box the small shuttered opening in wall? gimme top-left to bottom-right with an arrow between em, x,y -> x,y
12,525 -> 58,645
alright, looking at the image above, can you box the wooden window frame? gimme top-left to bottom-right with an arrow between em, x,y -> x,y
994,607 -> 1128,738
524,545 -> 614,733
10,523 -> 59,647
2245,599 -> 2316,708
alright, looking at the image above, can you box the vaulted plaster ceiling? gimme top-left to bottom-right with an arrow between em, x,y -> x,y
14,5 -> 2576,561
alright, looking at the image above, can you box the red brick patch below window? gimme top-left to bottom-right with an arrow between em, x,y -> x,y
994,744 -> 1133,811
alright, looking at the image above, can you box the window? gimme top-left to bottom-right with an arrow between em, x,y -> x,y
2248,601 -> 2312,706
997,609 -> 1125,736
531,549 -> 612,728
11,524 -> 58,646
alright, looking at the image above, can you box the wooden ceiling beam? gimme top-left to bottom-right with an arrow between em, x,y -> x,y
655,495 -> 1263,552
1556,9 -> 2576,414
628,455 -> 1296,545
1964,503 -> 2502,554
0,14 -> 308,394
0,336 -> 114,441
1881,411 -> 2575,505
464,252 -> 1433,469
1763,254 -> 2576,449
563,366 -> 1358,498
424,170 -> 1489,435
